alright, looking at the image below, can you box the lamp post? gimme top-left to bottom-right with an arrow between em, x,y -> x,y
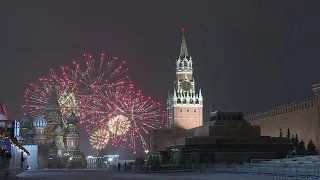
144,149 -> 149,163
145,149 -> 149,154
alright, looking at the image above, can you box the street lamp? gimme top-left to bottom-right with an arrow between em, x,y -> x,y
145,149 -> 149,160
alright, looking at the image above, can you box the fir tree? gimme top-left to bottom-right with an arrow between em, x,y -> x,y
297,139 -> 307,155
287,128 -> 291,139
307,140 -> 318,155
289,134 -> 295,154
291,135 -> 295,144
279,128 -> 283,138
294,134 -> 299,149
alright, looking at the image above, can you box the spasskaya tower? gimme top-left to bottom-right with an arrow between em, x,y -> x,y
167,28 -> 203,130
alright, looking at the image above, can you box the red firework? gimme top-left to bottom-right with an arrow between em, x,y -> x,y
78,53 -> 166,154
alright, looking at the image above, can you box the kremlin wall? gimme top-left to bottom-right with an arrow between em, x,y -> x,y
245,84 -> 320,151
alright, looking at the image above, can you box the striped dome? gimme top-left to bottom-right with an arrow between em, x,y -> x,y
33,116 -> 47,128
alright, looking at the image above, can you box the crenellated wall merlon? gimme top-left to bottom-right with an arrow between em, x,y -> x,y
245,98 -> 316,122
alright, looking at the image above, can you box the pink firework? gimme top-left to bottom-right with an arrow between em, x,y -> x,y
74,53 -> 131,126
23,52 -> 166,154
81,84 -> 166,154
22,70 -> 80,125
78,54 -> 166,154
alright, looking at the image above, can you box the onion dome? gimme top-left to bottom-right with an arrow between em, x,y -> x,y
27,129 -> 35,138
21,114 -> 33,129
53,126 -> 65,136
33,116 -> 47,128
67,112 -> 78,125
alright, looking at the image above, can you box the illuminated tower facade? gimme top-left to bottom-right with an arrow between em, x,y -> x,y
65,113 -> 80,151
167,28 -> 203,130
53,126 -> 65,149
33,115 -> 47,145
44,81 -> 64,143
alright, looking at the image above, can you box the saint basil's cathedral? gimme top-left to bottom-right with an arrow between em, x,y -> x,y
19,82 -> 86,169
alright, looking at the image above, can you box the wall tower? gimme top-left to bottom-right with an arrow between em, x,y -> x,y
167,28 -> 203,130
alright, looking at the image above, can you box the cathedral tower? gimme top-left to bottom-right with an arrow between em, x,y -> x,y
53,126 -> 65,149
65,113 -> 80,151
33,115 -> 47,145
44,81 -> 64,143
167,28 -> 203,130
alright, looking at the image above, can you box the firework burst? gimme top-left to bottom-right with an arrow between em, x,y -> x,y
23,52 -> 166,154
22,71 -> 80,126
90,129 -> 110,150
77,53 -> 131,133
22,53 -> 127,124
81,84 -> 166,154
77,54 -> 166,154
108,115 -> 130,136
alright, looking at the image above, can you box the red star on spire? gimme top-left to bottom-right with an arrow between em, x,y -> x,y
182,27 -> 185,33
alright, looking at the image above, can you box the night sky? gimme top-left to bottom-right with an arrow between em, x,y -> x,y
2,1 -> 320,158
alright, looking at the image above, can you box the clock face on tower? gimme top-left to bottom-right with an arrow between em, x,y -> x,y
181,80 -> 192,92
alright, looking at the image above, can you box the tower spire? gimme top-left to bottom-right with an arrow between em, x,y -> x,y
179,28 -> 188,59
48,80 -> 60,107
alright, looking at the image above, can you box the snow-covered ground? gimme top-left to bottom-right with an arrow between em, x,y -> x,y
16,169 -> 315,180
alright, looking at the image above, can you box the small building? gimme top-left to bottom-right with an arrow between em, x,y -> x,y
0,102 -> 30,169
165,110 -> 291,164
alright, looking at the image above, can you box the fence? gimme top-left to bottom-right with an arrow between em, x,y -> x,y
87,162 -> 320,177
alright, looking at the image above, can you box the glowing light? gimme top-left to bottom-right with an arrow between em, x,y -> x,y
108,115 -> 130,136
22,53 -> 166,154
89,129 -> 110,150
78,54 -> 167,153
23,67 -> 81,127
58,92 -> 80,117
